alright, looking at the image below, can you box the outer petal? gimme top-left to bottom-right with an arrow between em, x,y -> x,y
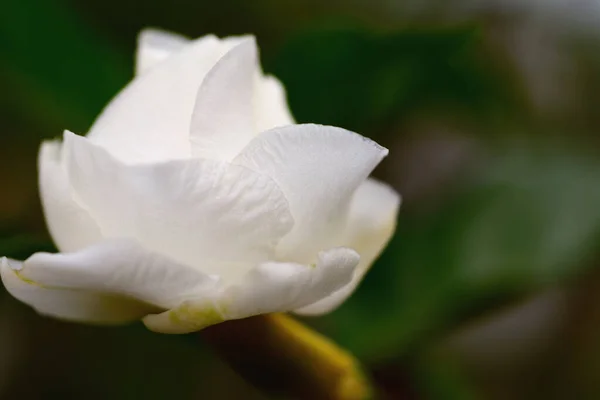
87,34 -> 244,163
64,132 -> 293,280
135,28 -> 294,140
190,39 -> 258,160
233,124 -> 388,262
295,178 -> 400,315
143,247 -> 359,333
253,75 -> 295,133
38,140 -> 103,252
135,28 -> 190,75
0,239 -> 218,324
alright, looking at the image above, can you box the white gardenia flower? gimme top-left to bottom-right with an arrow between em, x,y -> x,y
1,29 -> 401,333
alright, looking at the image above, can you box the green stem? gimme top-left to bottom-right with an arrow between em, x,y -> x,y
200,313 -> 373,400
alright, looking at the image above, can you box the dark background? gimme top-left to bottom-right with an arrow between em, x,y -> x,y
2,0 -> 600,398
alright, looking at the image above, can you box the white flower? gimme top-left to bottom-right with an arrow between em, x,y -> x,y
1,29 -> 401,333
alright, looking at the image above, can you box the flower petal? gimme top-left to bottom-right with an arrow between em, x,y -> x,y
143,247 -> 359,333
295,178 -> 400,315
190,38 -> 258,161
233,124 -> 388,262
254,75 -> 295,132
64,132 -> 293,280
0,239 -> 217,324
135,28 -> 190,75
38,140 -> 103,252
87,34 -> 242,163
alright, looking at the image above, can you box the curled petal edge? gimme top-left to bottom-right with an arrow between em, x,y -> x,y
143,247 -> 359,333
1,242 -> 358,333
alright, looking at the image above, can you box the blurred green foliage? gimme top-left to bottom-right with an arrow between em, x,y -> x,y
320,144 -> 600,362
271,24 -> 522,133
2,0 -> 600,399
0,0 -> 129,134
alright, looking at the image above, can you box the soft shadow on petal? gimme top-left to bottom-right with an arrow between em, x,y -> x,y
38,140 -> 103,252
143,247 -> 359,333
87,34 -> 238,163
0,239 -> 218,324
295,178 -> 401,315
135,27 -> 294,152
253,75 -> 295,134
135,28 -> 190,76
234,124 -> 388,263
190,38 -> 258,161
64,132 -> 293,280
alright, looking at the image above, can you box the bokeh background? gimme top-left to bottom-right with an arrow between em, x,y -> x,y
2,0 -> 600,398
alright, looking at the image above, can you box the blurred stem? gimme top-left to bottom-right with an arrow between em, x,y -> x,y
200,313 -> 373,400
